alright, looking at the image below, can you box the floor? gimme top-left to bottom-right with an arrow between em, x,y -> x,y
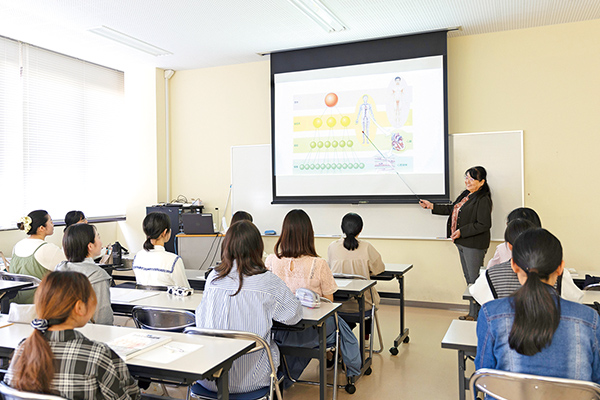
149,303 -> 475,400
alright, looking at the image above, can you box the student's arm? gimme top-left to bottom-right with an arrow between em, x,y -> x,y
172,256 -> 190,288
592,317 -> 600,385
98,346 -> 141,400
92,275 -> 114,325
560,269 -> 584,303
459,196 -> 492,238
318,258 -> 338,297
474,304 -> 497,370
470,270 -> 494,306
486,244 -> 504,269
367,243 -> 385,276
272,275 -> 303,326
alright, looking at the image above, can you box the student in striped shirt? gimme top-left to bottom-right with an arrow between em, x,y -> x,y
195,220 -> 303,394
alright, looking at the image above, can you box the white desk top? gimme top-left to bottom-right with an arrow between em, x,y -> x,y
0,281 -> 33,291
441,319 -> 477,352
571,269 -> 600,279
333,278 -> 376,293
110,288 -> 204,311
0,315 -> 254,379
383,263 -> 413,274
582,291 -> 600,306
185,269 -> 207,281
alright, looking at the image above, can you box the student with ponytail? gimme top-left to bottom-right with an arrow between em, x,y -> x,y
4,271 -> 140,399
475,229 -> 600,383
133,212 -> 189,288
327,213 -> 385,313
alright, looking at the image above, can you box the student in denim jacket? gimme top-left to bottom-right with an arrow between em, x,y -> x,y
476,229 -> 600,384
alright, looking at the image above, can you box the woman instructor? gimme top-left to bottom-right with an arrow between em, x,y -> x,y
419,166 -> 492,320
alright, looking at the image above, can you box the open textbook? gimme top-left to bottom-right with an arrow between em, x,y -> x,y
107,331 -> 172,361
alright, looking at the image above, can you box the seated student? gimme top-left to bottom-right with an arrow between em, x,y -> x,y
195,220 -> 302,394
55,224 -> 114,325
475,229 -> 600,383
4,271 -> 140,399
11,210 -> 65,303
265,209 -> 361,384
64,210 -> 87,228
133,212 -> 189,288
328,212 -> 385,314
470,219 -> 583,305
487,207 -> 542,269
230,210 -> 253,225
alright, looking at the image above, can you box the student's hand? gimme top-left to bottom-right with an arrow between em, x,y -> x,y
419,200 -> 433,210
451,230 -> 461,241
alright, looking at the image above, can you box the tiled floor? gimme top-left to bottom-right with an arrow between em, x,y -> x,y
159,303 -> 474,400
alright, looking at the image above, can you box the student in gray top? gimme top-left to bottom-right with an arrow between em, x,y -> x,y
470,218 -> 583,305
56,224 -> 114,325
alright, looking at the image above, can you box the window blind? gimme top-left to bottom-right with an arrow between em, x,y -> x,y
0,36 -> 125,230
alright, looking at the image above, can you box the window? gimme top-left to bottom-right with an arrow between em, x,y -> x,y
0,36 -> 125,230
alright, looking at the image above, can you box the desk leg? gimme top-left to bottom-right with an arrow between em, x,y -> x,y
318,319 -> 327,400
458,350 -> 466,400
216,369 -> 229,400
391,274 -> 410,355
0,293 -> 8,314
358,293 -> 366,366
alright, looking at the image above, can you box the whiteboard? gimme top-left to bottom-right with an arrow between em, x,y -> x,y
231,131 -> 523,240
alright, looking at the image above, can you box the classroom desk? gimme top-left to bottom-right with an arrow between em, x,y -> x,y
110,286 -> 341,400
441,319 -> 477,400
0,281 -> 33,313
110,287 -> 203,315
464,284 -> 600,307
0,315 -> 254,400
274,302 -> 341,400
371,263 -> 413,354
571,269 -> 600,289
333,278 -> 376,377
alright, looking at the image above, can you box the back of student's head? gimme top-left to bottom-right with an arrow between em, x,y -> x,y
142,212 -> 171,251
504,218 -> 536,246
507,207 -> 541,228
341,213 -> 363,251
214,220 -> 266,295
63,223 -> 97,262
275,209 -> 318,259
64,210 -> 86,228
231,211 -> 253,225
509,228 -> 563,356
17,209 -> 49,235
10,271 -> 95,394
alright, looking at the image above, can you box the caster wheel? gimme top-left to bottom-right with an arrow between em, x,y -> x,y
389,347 -> 399,356
345,384 -> 356,394
365,367 -> 372,375
403,336 -> 410,344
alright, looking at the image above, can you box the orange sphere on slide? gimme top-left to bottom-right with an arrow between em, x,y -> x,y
324,93 -> 338,107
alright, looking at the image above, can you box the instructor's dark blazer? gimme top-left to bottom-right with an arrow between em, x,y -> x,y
432,190 -> 492,249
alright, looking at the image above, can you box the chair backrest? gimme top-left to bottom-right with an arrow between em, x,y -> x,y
0,382 -> 67,400
184,327 -> 281,399
135,284 -> 169,291
584,283 -> 600,291
470,368 -> 600,400
131,306 -> 196,332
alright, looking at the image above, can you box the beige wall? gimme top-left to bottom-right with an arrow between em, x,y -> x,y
167,19 -> 599,304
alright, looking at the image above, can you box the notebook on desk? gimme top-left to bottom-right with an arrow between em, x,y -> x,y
182,213 -> 215,234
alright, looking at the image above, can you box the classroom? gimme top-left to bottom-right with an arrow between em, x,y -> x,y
1,1 -> 600,399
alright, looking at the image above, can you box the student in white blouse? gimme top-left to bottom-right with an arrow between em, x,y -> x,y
133,212 -> 189,288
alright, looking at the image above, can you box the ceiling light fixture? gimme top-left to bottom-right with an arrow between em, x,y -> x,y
88,26 -> 172,56
288,0 -> 347,33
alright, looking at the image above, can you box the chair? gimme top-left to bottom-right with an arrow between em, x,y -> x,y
184,327 -> 284,400
131,306 -> 195,332
0,272 -> 41,305
583,283 -> 600,291
0,382 -> 67,400
333,273 -> 384,354
135,284 -> 169,291
469,368 -> 600,400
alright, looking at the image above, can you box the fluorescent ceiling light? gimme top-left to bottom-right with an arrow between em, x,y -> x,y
88,26 -> 172,56
288,0 -> 347,33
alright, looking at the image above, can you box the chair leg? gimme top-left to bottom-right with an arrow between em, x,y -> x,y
332,318 -> 339,400
373,309 -> 384,354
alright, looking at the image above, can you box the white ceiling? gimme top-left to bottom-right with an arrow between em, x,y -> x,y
0,0 -> 598,71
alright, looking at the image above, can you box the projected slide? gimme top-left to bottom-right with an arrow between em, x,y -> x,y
274,55 -> 446,199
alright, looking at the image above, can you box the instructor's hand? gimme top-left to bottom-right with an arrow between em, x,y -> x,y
451,229 -> 461,241
419,200 -> 433,210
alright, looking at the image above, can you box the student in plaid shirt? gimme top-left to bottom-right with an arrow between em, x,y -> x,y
5,271 -> 140,400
